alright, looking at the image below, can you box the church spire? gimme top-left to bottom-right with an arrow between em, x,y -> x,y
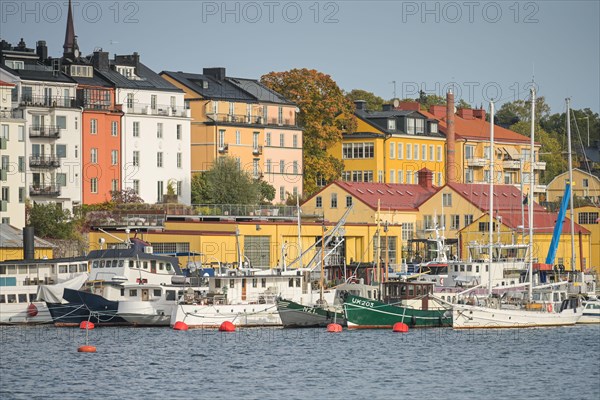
63,0 -> 79,59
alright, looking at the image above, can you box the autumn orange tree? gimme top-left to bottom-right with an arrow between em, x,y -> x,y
261,69 -> 357,196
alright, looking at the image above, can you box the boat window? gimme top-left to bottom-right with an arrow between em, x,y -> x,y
69,264 -> 77,273
59,265 -> 68,273
99,260 -> 105,268
553,293 -> 559,302
400,286 -> 406,297
454,265 -> 458,272
460,265 -> 465,272
0,295 -> 5,303
166,290 -> 176,301
166,263 -> 172,271
120,288 -> 125,296
143,261 -> 148,270
261,278 -> 267,288
159,263 -> 164,271
0,265 -> 5,274
533,293 -> 541,301
485,265 -> 488,272
18,294 -> 27,303
467,265 -> 472,272
18,265 -> 27,274
129,289 -> 137,297
112,260 -> 118,268
29,293 -> 37,302
252,279 -> 257,288
80,263 -> 87,272
7,265 -> 16,274
408,285 -> 414,297
289,278 -> 294,287
153,289 -> 161,297
296,278 -> 301,287
229,279 -> 235,288
215,279 -> 221,288
416,286 -> 421,296
561,293 -> 566,301
7,294 -> 17,303
118,260 -> 124,268
476,265 -> 480,273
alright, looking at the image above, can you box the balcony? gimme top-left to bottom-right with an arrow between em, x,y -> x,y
0,109 -> 24,119
207,113 -> 265,126
29,185 -> 61,197
533,161 -> 546,170
125,104 -> 190,117
503,159 -> 521,169
218,143 -> 229,154
466,157 -> 487,167
267,117 -> 295,127
29,126 -> 61,139
29,155 -> 60,169
19,95 -> 76,108
252,145 -> 263,156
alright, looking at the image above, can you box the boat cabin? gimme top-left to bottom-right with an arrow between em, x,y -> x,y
383,281 -> 435,309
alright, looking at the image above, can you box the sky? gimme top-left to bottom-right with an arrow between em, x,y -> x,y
1,0 -> 599,115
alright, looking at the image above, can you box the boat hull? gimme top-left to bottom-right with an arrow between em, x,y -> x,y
343,295 -> 452,329
47,288 -> 129,327
276,299 -> 346,328
170,303 -> 282,328
0,302 -> 53,325
453,304 -> 583,329
117,301 -> 174,326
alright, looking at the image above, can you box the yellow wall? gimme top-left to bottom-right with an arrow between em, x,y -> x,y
547,169 -> 600,202
575,205 -> 600,275
459,214 -> 591,272
0,248 -> 54,262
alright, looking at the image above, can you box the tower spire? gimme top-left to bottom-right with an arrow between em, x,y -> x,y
63,0 -> 79,59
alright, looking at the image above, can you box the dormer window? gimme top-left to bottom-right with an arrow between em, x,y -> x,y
5,60 -> 24,70
388,119 -> 396,130
415,118 -> 424,134
70,65 -> 93,77
430,122 -> 438,133
116,66 -> 138,79
407,118 -> 415,134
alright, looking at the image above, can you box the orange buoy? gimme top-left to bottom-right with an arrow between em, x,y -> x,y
27,303 -> 38,317
79,321 -> 95,330
77,345 -> 97,353
392,322 -> 409,332
219,321 -> 236,332
173,321 -> 189,331
326,323 -> 343,332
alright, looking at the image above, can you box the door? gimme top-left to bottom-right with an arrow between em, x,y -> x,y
151,261 -> 156,274
142,289 -> 149,301
241,278 -> 246,301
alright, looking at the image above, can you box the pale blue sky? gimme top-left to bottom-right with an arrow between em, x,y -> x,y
2,0 -> 599,114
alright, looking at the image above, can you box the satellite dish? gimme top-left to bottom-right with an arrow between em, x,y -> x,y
392,99 -> 400,108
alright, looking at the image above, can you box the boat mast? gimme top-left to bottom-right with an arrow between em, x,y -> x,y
296,195 -> 303,268
566,98 -> 576,273
319,220 -> 325,303
528,87 -> 535,301
376,199 -> 382,297
488,99 -> 494,298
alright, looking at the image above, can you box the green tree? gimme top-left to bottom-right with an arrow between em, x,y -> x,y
257,180 -> 276,204
345,89 -> 385,111
27,203 -> 76,239
542,108 -> 600,149
495,97 -> 551,128
191,173 -> 209,204
261,68 -> 356,196
110,188 -> 143,204
456,99 -> 472,110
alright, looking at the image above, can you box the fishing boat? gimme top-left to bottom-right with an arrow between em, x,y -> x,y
579,296 -> 600,324
343,280 -> 452,328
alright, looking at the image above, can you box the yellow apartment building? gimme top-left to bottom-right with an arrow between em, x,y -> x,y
574,205 -> 600,275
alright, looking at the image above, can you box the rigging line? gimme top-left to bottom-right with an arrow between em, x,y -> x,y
571,109 -> 593,178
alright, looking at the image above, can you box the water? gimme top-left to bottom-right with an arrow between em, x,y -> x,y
1,325 -> 599,400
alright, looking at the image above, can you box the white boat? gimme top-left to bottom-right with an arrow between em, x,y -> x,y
579,296 -> 600,324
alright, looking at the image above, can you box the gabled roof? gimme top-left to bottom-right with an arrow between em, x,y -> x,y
227,77 -> 295,105
547,168 -> 600,187
445,182 -> 546,213
96,61 -> 181,92
314,181 -> 438,211
0,224 -> 55,249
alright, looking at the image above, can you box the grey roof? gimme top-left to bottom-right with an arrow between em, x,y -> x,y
1,64 -> 75,84
96,61 -> 182,92
0,224 -> 55,249
355,109 -> 444,138
162,71 -> 295,105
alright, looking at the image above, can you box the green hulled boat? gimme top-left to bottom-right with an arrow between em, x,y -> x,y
276,298 -> 345,328
343,281 -> 452,329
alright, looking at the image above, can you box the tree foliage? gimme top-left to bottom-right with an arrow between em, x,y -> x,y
345,89 -> 385,111
27,203 -> 76,239
110,188 -> 144,204
495,96 -> 551,128
191,157 -> 276,204
261,68 -> 357,196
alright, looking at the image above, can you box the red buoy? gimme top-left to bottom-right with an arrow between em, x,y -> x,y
173,321 -> 189,331
79,321 -> 95,330
219,321 -> 236,332
77,345 -> 97,353
392,322 -> 409,332
27,303 -> 38,317
326,323 -> 343,332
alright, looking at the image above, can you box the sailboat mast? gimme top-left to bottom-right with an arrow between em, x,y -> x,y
566,98 -> 576,273
528,88 -> 535,301
320,221 -> 325,303
488,100 -> 495,298
296,195 -> 302,268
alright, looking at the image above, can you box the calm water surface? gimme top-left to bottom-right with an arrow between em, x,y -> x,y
1,325 -> 598,400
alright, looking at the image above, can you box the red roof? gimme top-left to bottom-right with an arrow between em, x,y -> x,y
496,211 -> 589,234
0,80 -> 15,87
333,181 -> 438,211
447,182 -> 546,213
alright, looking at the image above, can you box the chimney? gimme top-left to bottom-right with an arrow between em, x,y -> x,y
457,108 -> 474,119
92,50 -> 109,70
473,108 -> 486,120
132,52 -> 140,68
23,226 -> 35,260
430,105 -> 445,118
203,67 -> 226,81
382,104 -> 393,111
354,100 -> 367,111
418,168 -> 433,189
36,40 -> 48,61
446,90 -> 457,183
397,101 -> 421,111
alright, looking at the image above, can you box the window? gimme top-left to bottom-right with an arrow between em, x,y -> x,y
407,118 -> 415,134
157,181 -> 164,202
111,179 -> 118,192
127,93 -> 134,108
132,151 -> 140,167
56,173 -> 67,187
388,119 -> 396,130
253,132 -> 259,150
280,133 -> 284,147
111,121 -> 118,136
176,125 -> 182,140
406,144 -> 412,160
390,142 -> 395,159
236,130 -> 241,145
133,180 -> 140,194
583,179 -> 589,188
465,145 -> 474,159
56,116 -> 67,129
133,121 -> 140,137
18,187 -> 25,203
398,170 -> 403,183
266,132 -> 271,146
464,214 -> 474,227
437,146 -> 442,162
429,145 -> 434,161
157,152 -> 163,167
90,148 -> 98,164
151,95 -> 157,110
157,123 -> 163,138
266,159 -> 272,174
401,223 -> 414,241
398,143 -> 403,160
177,153 -> 182,168
218,130 -> 225,148
1,125 -> 9,140
478,222 -> 497,232
90,119 -> 97,134
177,181 -> 182,196
436,172 -> 442,186
331,193 -> 338,208
378,170 -> 383,183
1,187 -> 9,201
342,143 -> 375,159
450,215 -> 460,230
316,196 -> 322,208
278,106 -> 283,124
56,145 -> 67,158
484,146 -> 491,159
414,144 -> 419,160
90,178 -> 98,193
442,193 -> 452,207
111,150 -> 118,166
280,160 -> 285,174
346,196 -> 353,207
18,126 -> 24,141
422,145 -> 427,161
293,134 -> 298,148
279,186 -> 285,201
252,159 -> 259,178
578,212 -> 598,224
430,122 -> 438,133
466,168 -> 474,183
293,161 -> 298,174
406,171 -> 413,184
389,170 -> 395,183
